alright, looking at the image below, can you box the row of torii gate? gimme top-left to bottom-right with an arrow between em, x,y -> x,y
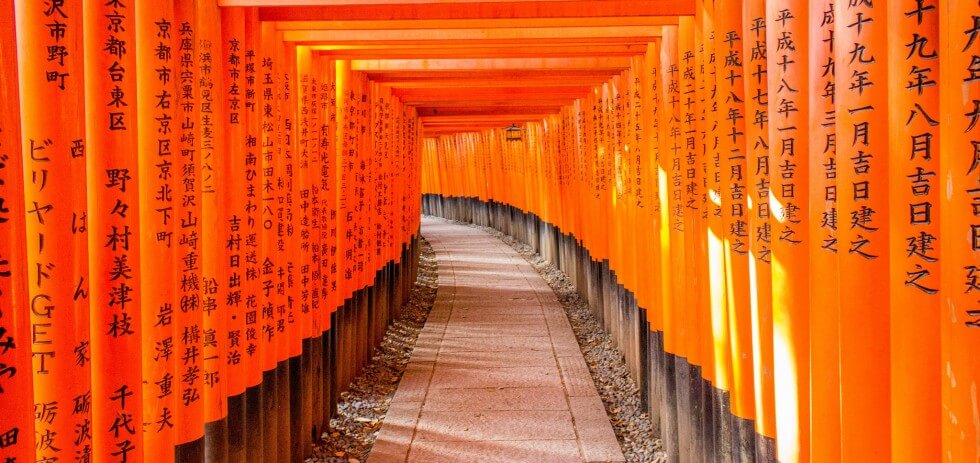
0,0 -> 977,462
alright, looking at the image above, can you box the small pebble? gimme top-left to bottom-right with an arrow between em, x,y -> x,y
308,225 -> 665,462
470,221 -> 666,463
307,238 -> 438,463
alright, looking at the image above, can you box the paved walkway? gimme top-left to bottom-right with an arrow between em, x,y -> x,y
371,217 -> 624,463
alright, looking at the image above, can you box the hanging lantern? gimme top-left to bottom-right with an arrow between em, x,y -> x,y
505,123 -> 523,142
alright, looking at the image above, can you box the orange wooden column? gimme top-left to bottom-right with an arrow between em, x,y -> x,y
632,52 -> 657,322
659,23 -> 682,373
658,23 -> 685,462
313,53 -> 328,332
335,60 -> 352,304
371,83 -> 386,282
280,37 -> 301,463
806,0 -> 841,460
356,72 -> 367,289
277,39 -> 303,366
220,4 -> 249,409
567,107 -> 580,243
318,57 -> 332,330
242,6 -> 264,397
938,1 -> 980,461
297,45 -> 316,343
319,57 -> 339,322
376,84 -> 389,271
197,0 -> 229,439
642,39 -> 666,434
258,19 -> 280,462
272,30 -> 289,370
694,0 -> 716,405
609,74 -> 625,291
136,1 -> 178,460
585,90 -> 600,264
83,0 -> 144,460
393,103 -> 406,261
258,19 -> 279,378
678,15 -> 699,375
0,2 -> 35,460
282,39 -> 302,363
698,0 -> 730,412
766,1 -> 811,461
834,0 -> 891,458
742,0 -> 777,450
173,0 -> 205,453
15,0 -> 93,461
717,0 -> 756,439
887,0 -> 941,460
315,54 -> 333,333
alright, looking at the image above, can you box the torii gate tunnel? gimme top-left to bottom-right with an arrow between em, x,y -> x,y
0,0 -> 977,462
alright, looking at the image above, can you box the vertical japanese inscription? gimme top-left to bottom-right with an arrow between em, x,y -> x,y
173,0 -> 204,444
743,0 -> 777,441
767,0 -> 812,460
807,0 -> 842,458
888,0 -> 941,459
835,0 -> 891,458
0,2 -> 34,460
718,0 -> 755,423
939,0 -> 980,460
84,0 -> 144,459
258,22 -> 278,372
16,0 -> 93,461
197,0 -> 227,422
242,8 -> 261,387
220,6 -> 247,398
136,2 -> 177,458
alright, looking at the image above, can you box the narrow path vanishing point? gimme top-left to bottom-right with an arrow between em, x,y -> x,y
371,217 -> 625,463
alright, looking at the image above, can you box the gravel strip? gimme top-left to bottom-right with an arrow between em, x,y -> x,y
307,237 -> 438,463
462,221 -> 666,463
308,221 -> 662,463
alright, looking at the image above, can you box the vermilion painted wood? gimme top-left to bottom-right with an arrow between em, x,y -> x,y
83,0 -> 145,460
256,1 -> 696,21
196,0 -> 230,427
173,0 -> 206,448
835,0 -> 891,459
0,2 -> 34,462
939,1 -> 980,461
766,0 -> 811,461
887,0 -> 942,460
718,0 -> 754,424
806,0 -> 840,458
742,0 -> 776,445
15,1 -> 93,462
274,17 -> 678,32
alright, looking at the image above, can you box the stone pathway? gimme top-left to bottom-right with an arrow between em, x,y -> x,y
371,217 -> 624,463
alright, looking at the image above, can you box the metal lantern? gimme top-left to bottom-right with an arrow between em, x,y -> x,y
505,123 -> 523,142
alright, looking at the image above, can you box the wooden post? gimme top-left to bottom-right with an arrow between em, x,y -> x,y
766,1 -> 811,460
835,0 -> 891,458
742,0 -> 777,457
658,24 -> 683,462
218,7 -> 249,463
704,0 -> 735,430
887,0 -> 942,460
172,0 -> 206,459
939,1 -> 980,461
83,0 -> 145,460
258,17 -> 280,463
194,1 -> 230,460
15,1 -> 93,462
716,0 -> 757,459
0,2 -> 35,460
806,0 -> 841,460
